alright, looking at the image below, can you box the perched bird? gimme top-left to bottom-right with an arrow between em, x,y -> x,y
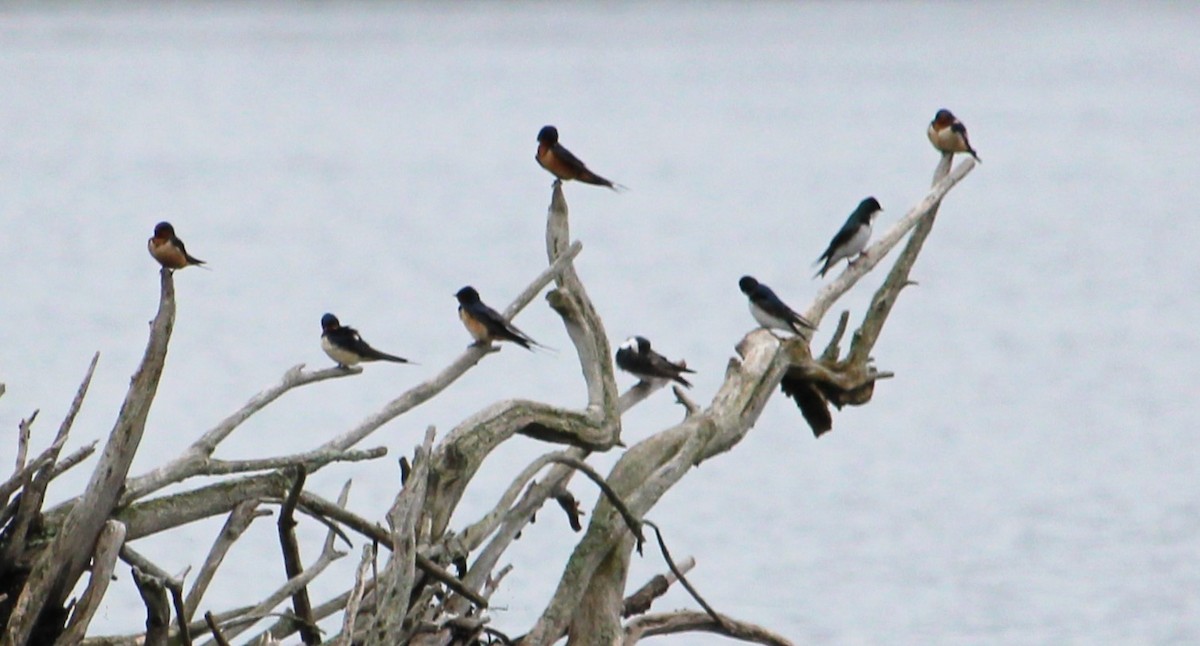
320,313 -> 411,368
927,109 -> 980,161
738,276 -> 816,335
535,125 -> 621,190
615,336 -> 695,388
455,286 -> 545,350
814,197 -> 883,278
147,221 -> 206,270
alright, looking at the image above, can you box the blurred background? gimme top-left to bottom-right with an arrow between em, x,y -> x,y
1,2 -> 1197,643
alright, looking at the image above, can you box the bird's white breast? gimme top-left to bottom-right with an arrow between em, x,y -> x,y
321,336 -> 361,366
749,301 -> 787,331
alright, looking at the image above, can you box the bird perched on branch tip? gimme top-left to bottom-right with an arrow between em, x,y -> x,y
927,109 -> 980,161
536,125 -> 624,190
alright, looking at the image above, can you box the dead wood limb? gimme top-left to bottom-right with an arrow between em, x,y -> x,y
672,386 -> 699,418
622,610 -> 794,646
118,549 -> 189,646
622,556 -> 695,618
295,491 -> 488,610
211,516 -> 346,644
13,410 -> 36,475
363,427 -> 436,643
847,153 -> 956,366
131,567 -> 171,646
1,351 -> 103,646
185,501 -> 270,622
277,467 -> 319,645
122,364 -> 361,505
60,520 -> 127,644
336,544 -> 374,646
545,182 -> 619,422
204,611 -> 231,646
47,441 -> 99,481
252,586 -> 357,645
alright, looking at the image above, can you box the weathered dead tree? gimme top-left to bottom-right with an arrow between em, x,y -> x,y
0,153 -> 973,645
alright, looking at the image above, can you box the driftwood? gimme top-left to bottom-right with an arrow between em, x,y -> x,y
0,154 -> 973,645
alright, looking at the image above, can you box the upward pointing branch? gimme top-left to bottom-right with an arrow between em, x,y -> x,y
3,269 -> 176,646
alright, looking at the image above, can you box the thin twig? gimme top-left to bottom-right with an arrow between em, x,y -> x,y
186,501 -> 270,622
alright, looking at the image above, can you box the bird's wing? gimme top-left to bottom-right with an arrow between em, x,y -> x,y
552,143 -> 590,173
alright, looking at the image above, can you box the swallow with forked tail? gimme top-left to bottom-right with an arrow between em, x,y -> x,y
927,109 -> 980,161
455,286 -> 546,350
615,336 -> 695,388
739,276 -> 816,335
147,222 -> 206,270
320,313 -> 411,368
536,125 -> 622,190
815,197 -> 883,278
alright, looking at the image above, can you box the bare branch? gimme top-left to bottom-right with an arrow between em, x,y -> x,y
204,612 -> 231,646
185,501 -> 270,622
622,556 -> 695,618
60,520 -> 127,644
131,567 -> 172,646
13,409 -> 36,474
205,527 -> 346,644
622,610 -> 794,646
121,364 -> 360,504
336,544 -> 374,646
545,182 -> 619,418
2,351 -> 102,645
47,441 -> 98,481
277,467 -> 319,645
846,153 -> 957,365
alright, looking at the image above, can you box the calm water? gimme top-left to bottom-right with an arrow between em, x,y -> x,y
1,3 -> 1197,644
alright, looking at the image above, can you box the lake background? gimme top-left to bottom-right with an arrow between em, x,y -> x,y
1,2 -> 1197,644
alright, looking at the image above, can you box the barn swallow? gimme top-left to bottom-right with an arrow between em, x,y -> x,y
455,286 -> 545,350
615,336 -> 695,388
320,313 -> 411,368
738,276 -> 816,335
536,125 -> 622,190
814,197 -> 883,278
147,222 -> 206,270
927,109 -> 980,161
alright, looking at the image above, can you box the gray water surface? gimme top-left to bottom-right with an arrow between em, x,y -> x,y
1,3 -> 1197,644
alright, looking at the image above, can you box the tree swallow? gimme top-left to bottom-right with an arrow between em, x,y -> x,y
320,313 -> 411,368
147,222 -> 206,270
738,276 -> 816,335
615,336 -> 695,388
455,286 -> 545,350
536,125 -> 622,190
814,197 -> 883,278
927,109 -> 980,161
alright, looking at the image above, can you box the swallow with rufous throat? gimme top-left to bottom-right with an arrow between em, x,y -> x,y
455,286 -> 546,350
536,125 -> 623,190
927,109 -> 980,161
148,221 -> 206,270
